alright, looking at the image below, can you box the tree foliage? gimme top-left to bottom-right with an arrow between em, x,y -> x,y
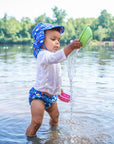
52,6 -> 67,25
0,8 -> 113,44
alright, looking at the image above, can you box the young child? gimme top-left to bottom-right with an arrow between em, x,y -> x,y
26,22 -> 81,136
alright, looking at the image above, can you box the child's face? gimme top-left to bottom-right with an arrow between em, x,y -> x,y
44,29 -> 61,52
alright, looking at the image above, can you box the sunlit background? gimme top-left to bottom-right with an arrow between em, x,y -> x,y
0,0 -> 114,20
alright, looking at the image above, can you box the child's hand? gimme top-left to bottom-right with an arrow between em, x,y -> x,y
64,39 -> 82,57
70,39 -> 82,49
61,89 -> 63,94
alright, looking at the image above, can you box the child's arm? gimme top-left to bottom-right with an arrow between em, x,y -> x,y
40,39 -> 81,65
64,39 -> 81,57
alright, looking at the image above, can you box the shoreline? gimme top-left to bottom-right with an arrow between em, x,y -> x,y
0,41 -> 114,48
91,41 -> 114,47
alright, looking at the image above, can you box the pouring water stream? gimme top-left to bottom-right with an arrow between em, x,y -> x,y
67,49 -> 79,130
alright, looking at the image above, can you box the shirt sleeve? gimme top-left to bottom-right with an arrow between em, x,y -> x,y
40,49 -> 67,65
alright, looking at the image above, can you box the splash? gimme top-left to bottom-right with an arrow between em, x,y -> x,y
67,49 -> 79,98
67,49 -> 79,131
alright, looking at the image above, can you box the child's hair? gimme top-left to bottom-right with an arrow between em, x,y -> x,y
44,27 -> 61,34
51,27 -> 61,32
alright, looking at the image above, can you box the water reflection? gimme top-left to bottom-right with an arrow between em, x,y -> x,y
0,44 -> 114,144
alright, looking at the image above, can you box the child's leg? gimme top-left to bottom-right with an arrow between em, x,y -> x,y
26,100 -> 45,136
46,102 -> 59,126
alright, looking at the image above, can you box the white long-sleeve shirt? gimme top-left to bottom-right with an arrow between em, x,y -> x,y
34,49 -> 67,95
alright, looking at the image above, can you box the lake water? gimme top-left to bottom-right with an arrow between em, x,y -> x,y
0,44 -> 114,144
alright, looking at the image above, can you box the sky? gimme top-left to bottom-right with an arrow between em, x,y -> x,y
0,0 -> 114,21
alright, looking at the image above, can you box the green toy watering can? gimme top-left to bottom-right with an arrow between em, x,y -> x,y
79,25 -> 92,48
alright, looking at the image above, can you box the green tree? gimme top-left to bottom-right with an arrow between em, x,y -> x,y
74,18 -> 87,38
52,6 -> 67,25
109,17 -> 114,39
20,17 -> 31,38
7,17 -> 21,40
35,14 -> 53,24
0,14 -> 8,38
62,20 -> 75,43
98,10 -> 111,28
94,26 -> 108,41
0,15 -> 22,43
0,9 -> 113,44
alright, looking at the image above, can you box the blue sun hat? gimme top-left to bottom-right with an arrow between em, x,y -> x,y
32,22 -> 64,58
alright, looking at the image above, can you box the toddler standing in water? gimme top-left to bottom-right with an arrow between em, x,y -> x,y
26,22 -> 81,136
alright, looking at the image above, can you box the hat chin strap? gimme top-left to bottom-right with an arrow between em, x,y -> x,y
42,43 -> 47,50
